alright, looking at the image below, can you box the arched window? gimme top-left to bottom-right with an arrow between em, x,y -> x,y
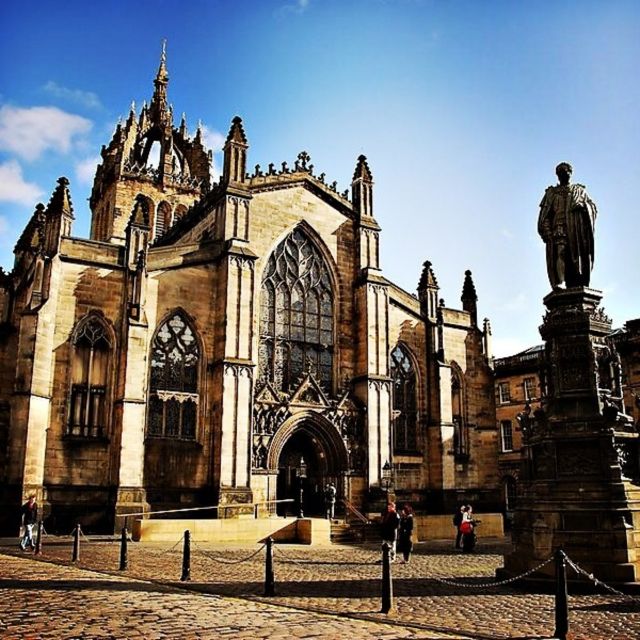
258,228 -> 334,393
451,367 -> 469,459
390,344 -> 417,452
68,317 -> 112,438
154,201 -> 172,239
148,313 -> 199,439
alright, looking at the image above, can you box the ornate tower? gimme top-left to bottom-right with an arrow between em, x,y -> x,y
89,42 -> 212,245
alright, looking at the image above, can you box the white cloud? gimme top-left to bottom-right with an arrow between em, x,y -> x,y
277,0 -> 310,16
0,105 -> 92,161
43,81 -> 101,109
201,124 -> 226,182
0,160 -> 43,205
500,228 -> 514,239
200,125 -> 225,152
75,155 -> 101,185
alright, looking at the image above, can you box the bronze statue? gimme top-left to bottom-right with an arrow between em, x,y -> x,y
538,162 -> 597,289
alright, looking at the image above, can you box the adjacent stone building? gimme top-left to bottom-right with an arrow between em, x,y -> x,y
0,51 -> 497,532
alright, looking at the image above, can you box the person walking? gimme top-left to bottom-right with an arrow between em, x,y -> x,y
398,504 -> 414,563
381,502 -> 401,562
453,505 -> 465,549
461,504 -> 476,553
19,495 -> 38,551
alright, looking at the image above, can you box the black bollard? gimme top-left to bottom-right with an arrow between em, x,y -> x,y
180,530 -> 191,582
119,526 -> 128,571
34,520 -> 43,556
264,537 -> 275,596
554,548 -> 569,640
381,541 -> 394,613
72,524 -> 81,562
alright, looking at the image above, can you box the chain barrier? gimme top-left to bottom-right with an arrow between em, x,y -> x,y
564,554 -> 640,600
157,533 -> 185,555
273,543 -> 379,566
190,538 -> 266,565
432,555 -> 555,589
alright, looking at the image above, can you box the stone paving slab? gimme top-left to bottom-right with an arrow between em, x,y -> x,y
2,536 -> 639,639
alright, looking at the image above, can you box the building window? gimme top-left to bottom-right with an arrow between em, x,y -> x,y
451,368 -> 469,459
258,228 -> 334,393
68,317 -> 112,438
523,377 -> 536,401
148,313 -> 199,439
390,344 -> 418,452
498,382 -> 511,404
500,420 -> 514,452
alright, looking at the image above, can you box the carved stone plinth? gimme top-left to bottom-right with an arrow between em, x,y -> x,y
500,288 -> 640,587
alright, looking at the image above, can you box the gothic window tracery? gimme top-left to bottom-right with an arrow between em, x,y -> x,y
390,344 -> 417,452
258,228 -> 334,393
68,316 -> 112,438
147,313 -> 199,439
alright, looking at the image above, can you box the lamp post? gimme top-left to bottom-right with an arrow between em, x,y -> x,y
297,456 -> 307,518
382,460 -> 393,500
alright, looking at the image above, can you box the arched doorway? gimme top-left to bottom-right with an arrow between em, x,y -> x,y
270,414 -> 349,517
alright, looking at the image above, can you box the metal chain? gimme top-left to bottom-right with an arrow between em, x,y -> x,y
432,555 -> 555,589
273,544 -> 379,566
272,545 -> 311,566
190,539 -> 266,565
158,534 -> 185,555
564,554 -> 640,600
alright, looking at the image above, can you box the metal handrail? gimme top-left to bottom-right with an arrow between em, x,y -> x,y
117,498 -> 294,519
342,498 -> 369,524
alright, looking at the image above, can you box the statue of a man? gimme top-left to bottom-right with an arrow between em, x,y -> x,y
538,162 -> 597,289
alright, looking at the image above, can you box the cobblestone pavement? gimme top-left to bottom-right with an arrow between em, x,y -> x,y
2,535 -> 639,640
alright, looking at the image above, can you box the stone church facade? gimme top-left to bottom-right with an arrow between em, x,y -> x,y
0,53 -> 497,532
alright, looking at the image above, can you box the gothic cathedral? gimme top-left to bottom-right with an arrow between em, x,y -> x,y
0,51 -> 498,532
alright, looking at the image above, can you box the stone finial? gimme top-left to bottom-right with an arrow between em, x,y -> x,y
418,260 -> 439,292
155,38 -> 169,84
297,151 -> 311,171
225,116 -> 248,145
351,155 -> 373,217
47,177 -> 75,219
461,269 -> 478,326
352,154 -> 373,183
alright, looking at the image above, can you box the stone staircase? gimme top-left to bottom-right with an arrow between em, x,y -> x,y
330,519 -> 379,544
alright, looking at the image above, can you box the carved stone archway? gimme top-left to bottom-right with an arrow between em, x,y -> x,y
268,411 -> 349,515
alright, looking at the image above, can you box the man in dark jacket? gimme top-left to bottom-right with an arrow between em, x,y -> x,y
19,495 -> 38,551
381,502 -> 401,561
453,505 -> 465,549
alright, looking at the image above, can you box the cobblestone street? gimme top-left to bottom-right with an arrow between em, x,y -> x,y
1,536 -> 638,639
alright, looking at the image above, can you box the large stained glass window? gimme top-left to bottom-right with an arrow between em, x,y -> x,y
390,344 -> 417,452
148,313 -> 199,439
69,317 -> 112,438
258,228 -> 334,393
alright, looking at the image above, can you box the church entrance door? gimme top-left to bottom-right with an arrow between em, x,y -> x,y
276,427 -> 332,517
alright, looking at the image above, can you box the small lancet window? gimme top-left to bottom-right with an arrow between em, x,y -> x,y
390,344 -> 418,452
68,318 -> 112,438
147,313 -> 199,439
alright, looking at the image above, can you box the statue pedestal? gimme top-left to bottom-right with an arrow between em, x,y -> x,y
500,288 -> 640,586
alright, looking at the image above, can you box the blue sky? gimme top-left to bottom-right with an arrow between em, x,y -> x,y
1,0 -> 639,356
